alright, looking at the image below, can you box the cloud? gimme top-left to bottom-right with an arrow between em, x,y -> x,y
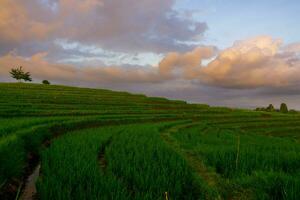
0,0 -> 207,54
1,37 -> 300,109
0,52 -> 161,84
2,36 -> 300,91
0,0 -> 57,43
154,36 -> 300,90
60,0 -> 104,13
0,52 -> 77,82
0,44 -> 218,85
1,1 -> 300,109
158,46 -> 217,78
199,36 -> 300,88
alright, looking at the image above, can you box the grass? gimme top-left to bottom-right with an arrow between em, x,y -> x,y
37,127 -> 126,200
172,123 -> 300,199
37,123 -> 203,200
0,82 -> 299,199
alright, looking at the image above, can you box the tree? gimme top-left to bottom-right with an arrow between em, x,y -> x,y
10,66 -> 32,82
266,104 -> 275,112
10,66 -> 23,82
42,80 -> 50,85
280,103 -> 288,113
22,71 -> 32,82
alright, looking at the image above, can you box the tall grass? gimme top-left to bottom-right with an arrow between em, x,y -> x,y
37,123 -> 202,199
173,123 -> 300,199
37,127 -> 129,200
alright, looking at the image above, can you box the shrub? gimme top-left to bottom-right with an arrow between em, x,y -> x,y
42,80 -> 50,85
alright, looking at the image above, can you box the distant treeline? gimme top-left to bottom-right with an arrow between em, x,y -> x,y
255,103 -> 298,113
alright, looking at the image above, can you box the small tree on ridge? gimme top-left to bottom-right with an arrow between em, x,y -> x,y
42,80 -> 50,85
10,66 -> 32,82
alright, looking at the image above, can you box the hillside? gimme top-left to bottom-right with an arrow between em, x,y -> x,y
0,83 -> 299,200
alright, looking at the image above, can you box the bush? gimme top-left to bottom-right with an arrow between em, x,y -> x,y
42,80 -> 50,85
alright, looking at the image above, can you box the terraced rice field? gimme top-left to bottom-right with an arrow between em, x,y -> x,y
0,83 -> 299,199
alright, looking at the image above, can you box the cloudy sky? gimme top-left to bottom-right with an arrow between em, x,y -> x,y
1,0 -> 300,109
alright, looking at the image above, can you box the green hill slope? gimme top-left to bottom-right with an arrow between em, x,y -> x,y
0,83 -> 299,199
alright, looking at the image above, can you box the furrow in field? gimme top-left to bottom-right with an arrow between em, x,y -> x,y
160,121 -> 222,199
34,122 -> 203,199
98,137 -> 113,172
1,117 -> 188,200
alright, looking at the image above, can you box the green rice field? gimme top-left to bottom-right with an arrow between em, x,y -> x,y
0,83 -> 299,199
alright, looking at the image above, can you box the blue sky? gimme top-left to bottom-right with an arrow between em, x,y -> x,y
176,0 -> 300,48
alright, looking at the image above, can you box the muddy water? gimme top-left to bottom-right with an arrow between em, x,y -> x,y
20,164 -> 40,200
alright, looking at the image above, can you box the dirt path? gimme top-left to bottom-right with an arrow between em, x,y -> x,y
19,164 -> 40,200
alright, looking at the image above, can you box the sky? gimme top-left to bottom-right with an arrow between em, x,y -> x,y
1,0 -> 300,109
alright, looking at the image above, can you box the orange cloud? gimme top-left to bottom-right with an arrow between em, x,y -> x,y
158,46 -> 217,78
0,0 -> 57,43
200,36 -> 300,88
157,36 -> 300,89
1,36 -> 300,90
0,0 -> 206,53
0,52 -> 161,84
